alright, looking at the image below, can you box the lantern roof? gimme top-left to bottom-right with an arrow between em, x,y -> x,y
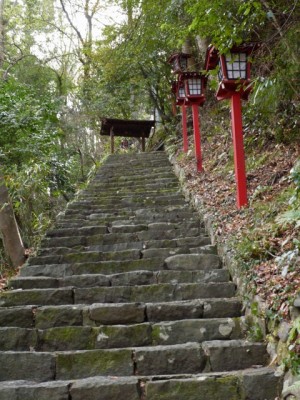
167,52 -> 191,65
100,118 -> 155,138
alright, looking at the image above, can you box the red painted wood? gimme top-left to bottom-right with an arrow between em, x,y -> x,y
192,104 -> 203,172
181,105 -> 188,153
231,92 -> 248,208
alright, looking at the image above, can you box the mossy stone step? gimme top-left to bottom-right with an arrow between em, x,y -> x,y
41,233 -> 209,253
0,282 -> 235,308
10,268 -> 229,290
0,288 -> 73,308
28,248 -> 143,266
73,282 -> 236,304
0,317 -> 243,351
0,298 -> 242,329
0,367 -> 282,400
64,202 -> 189,217
20,258 -> 166,278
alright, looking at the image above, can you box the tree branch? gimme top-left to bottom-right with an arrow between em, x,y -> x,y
59,0 -> 85,45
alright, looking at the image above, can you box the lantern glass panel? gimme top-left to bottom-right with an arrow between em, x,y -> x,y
178,86 -> 185,99
218,60 -> 224,82
187,78 -> 202,95
225,52 -> 247,80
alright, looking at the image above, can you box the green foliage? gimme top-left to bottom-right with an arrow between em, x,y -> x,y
0,78 -> 61,166
276,161 -> 300,228
283,317 -> 300,376
185,0 -> 265,51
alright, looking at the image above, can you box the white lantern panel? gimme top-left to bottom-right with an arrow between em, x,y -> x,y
225,52 -> 248,80
188,78 -> 202,95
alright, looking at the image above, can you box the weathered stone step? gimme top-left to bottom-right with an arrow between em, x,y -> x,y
20,258 -> 166,277
67,197 -> 187,212
44,222 -> 205,241
27,248 -> 144,266
28,241 -> 215,266
0,317 -> 243,351
94,174 -> 178,185
73,282 -> 236,304
70,197 -> 185,209
91,181 -> 179,190
67,192 -> 186,205
0,298 -> 243,329
10,267 -> 228,290
40,233 -> 211,254
0,282 -> 235,307
21,252 -> 221,278
78,189 -> 182,202
55,209 -> 201,226
45,225 -> 108,238
0,367 -> 283,400
42,225 -> 208,248
96,163 -> 173,174
36,243 -> 215,260
0,341 -> 268,381
81,184 -> 180,197
64,201 -> 190,217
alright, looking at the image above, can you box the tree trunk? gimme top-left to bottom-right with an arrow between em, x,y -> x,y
0,0 -> 5,69
0,173 -> 26,267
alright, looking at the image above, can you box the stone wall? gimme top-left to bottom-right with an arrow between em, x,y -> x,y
170,155 -> 300,400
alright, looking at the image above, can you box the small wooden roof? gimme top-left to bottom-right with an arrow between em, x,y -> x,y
100,118 -> 155,138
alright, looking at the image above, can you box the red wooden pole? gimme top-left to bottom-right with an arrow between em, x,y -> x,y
181,105 -> 188,153
192,103 -> 203,172
231,92 -> 248,208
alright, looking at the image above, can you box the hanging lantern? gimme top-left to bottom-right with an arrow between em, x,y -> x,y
180,72 -> 206,106
167,52 -> 191,74
205,43 -> 258,100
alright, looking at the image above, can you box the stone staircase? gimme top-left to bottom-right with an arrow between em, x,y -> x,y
0,152 -> 282,399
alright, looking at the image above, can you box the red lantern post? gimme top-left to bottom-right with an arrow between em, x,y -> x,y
205,43 -> 258,208
172,80 -> 189,153
169,54 -> 191,153
168,53 -> 207,172
181,72 -> 206,172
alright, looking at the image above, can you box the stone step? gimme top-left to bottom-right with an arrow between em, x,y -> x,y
55,210 -> 201,226
0,282 -> 236,307
0,341 -> 268,381
81,185 -> 180,197
66,195 -> 187,209
0,367 -> 283,400
20,252 -> 221,278
0,317 -> 244,351
41,229 -> 209,250
69,194 -> 185,207
90,175 -> 179,185
10,268 -> 229,290
37,243 -> 216,258
44,223 -> 205,241
73,282 -> 236,304
78,189 -> 182,202
45,225 -> 108,238
64,202 -> 190,217
27,247 -> 220,270
0,298 -> 243,329
94,175 -> 178,185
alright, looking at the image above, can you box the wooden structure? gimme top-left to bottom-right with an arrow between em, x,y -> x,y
100,118 -> 155,154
